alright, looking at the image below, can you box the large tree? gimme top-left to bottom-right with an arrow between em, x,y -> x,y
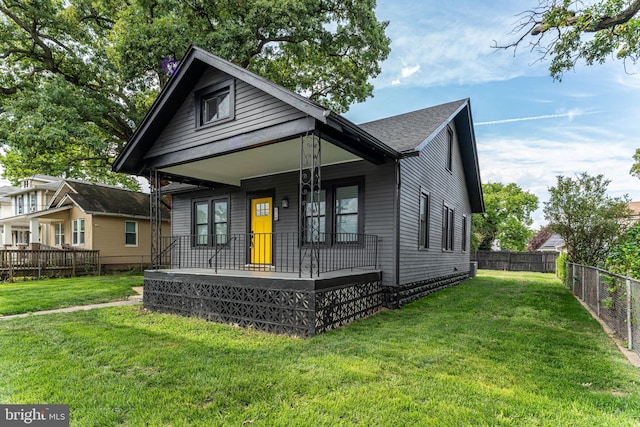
496,0 -> 640,80
544,172 -> 632,266
472,182 -> 539,251
0,0 -> 390,187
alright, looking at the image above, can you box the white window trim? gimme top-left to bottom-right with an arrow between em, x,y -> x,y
125,221 -> 138,247
72,218 -> 85,246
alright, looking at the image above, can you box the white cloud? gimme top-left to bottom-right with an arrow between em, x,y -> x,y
400,65 -> 420,78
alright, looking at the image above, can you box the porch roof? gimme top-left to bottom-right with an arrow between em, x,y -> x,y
112,46 -> 402,184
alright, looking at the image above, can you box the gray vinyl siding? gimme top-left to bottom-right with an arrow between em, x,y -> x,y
147,68 -> 306,158
170,159 -> 397,286
398,124 -> 472,284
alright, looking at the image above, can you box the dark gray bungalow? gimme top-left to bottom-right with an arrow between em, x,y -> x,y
113,46 -> 484,337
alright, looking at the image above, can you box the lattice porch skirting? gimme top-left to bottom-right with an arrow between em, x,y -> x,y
143,270 -> 384,337
384,272 -> 469,308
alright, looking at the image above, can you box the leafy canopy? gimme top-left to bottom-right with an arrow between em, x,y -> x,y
472,182 -> 539,252
607,221 -> 640,278
0,0 -> 390,186
544,172 -> 632,266
496,0 -> 640,80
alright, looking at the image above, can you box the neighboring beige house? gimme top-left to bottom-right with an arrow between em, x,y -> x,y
0,177 -> 169,270
629,201 -> 640,221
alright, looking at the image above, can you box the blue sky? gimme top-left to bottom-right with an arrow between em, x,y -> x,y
345,0 -> 640,227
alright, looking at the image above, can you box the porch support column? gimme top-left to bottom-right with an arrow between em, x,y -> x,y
299,132 -> 321,278
150,169 -> 162,269
29,218 -> 40,244
2,222 -> 12,247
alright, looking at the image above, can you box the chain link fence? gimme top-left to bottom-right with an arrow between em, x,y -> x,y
566,262 -> 640,357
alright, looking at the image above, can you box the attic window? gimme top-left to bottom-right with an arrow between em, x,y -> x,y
195,79 -> 235,128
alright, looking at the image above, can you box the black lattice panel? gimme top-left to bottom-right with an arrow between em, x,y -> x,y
315,280 -> 384,334
144,278 -> 315,337
386,273 -> 469,307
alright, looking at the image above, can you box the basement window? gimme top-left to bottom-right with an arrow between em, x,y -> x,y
195,79 -> 235,128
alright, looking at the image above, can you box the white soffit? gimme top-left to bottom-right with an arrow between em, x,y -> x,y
160,138 -> 361,186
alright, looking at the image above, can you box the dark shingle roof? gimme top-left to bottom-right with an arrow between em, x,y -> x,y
358,99 -> 468,152
62,180 -> 168,219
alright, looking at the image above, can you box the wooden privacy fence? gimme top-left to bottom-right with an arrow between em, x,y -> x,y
472,250 -> 558,273
0,249 -> 100,281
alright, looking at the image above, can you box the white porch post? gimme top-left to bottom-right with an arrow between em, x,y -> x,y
2,222 -> 12,247
29,218 -> 41,244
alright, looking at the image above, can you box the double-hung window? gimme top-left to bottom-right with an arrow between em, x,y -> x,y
193,198 -> 229,246
125,221 -> 138,246
55,223 -> 65,246
442,204 -> 454,251
303,178 -> 363,244
461,215 -> 468,252
72,219 -> 85,246
446,127 -> 454,171
419,191 -> 430,249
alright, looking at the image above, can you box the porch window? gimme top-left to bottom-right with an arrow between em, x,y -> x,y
303,178 -> 363,244
442,204 -> 454,251
72,218 -> 85,246
125,221 -> 138,246
304,190 -> 326,243
55,223 -> 65,246
335,185 -> 359,242
193,198 -> 229,246
195,79 -> 235,128
419,191 -> 430,249
213,200 -> 228,244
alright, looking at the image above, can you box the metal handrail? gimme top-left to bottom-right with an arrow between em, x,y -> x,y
158,232 -> 379,275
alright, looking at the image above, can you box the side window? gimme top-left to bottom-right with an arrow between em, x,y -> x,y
194,201 -> 209,245
442,204 -> 454,251
195,79 -> 235,128
125,221 -> 138,247
461,215 -> 468,252
446,127 -> 453,171
419,191 -> 430,249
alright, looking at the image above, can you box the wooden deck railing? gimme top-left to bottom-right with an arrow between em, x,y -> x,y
0,249 -> 100,281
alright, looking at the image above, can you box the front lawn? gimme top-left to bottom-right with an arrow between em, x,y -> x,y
0,275 -> 141,316
0,270 -> 638,426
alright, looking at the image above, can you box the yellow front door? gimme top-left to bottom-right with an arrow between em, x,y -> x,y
250,197 -> 272,264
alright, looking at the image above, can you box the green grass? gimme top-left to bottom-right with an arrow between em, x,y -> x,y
1,270 -> 639,426
0,275 -> 141,316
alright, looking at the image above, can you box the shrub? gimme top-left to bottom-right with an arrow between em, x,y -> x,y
556,252 -> 567,283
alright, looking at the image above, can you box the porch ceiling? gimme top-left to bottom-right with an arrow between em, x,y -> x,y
160,137 -> 361,186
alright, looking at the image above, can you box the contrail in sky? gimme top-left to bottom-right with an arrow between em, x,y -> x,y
476,111 -> 598,126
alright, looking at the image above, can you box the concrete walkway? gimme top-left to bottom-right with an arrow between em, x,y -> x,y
0,287 -> 143,321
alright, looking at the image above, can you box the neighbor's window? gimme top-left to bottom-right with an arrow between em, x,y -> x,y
195,79 -> 235,127
125,221 -> 138,246
419,191 -> 430,249
55,223 -> 65,246
72,218 -> 85,245
442,204 -> 454,251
